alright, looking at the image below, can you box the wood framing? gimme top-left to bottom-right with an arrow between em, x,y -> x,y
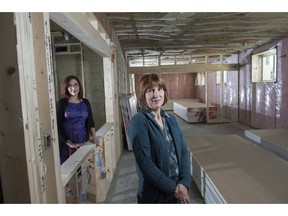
15,12 -> 45,203
103,56 -> 114,122
111,45 -> 123,164
14,12 -> 63,203
49,13 -> 111,58
42,13 -> 66,203
95,123 -> 115,202
127,63 -> 239,75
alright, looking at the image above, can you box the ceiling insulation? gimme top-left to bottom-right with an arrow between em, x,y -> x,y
104,12 -> 288,58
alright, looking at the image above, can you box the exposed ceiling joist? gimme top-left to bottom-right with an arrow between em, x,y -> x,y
104,12 -> 288,58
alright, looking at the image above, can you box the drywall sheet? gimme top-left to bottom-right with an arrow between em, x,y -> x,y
245,129 -> 288,160
120,94 -> 137,150
186,134 -> 288,203
173,100 -> 217,123
163,98 -> 199,111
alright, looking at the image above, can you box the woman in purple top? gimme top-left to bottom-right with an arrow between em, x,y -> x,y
56,75 -> 98,164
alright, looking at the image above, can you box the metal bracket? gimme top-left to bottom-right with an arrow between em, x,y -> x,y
43,133 -> 51,149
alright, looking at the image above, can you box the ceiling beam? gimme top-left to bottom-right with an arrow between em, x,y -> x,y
49,12 -> 111,57
127,63 -> 239,74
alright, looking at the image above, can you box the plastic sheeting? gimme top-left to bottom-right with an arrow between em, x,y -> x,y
203,54 -> 239,123
238,38 -> 288,129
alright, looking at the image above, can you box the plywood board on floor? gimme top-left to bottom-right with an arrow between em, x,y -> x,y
186,134 -> 288,203
245,129 -> 288,160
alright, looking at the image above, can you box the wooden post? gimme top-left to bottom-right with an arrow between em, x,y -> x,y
14,12 -> 64,203
42,13 -> 66,203
0,12 -> 31,203
15,12 -> 45,203
111,44 -> 122,166
103,45 -> 117,171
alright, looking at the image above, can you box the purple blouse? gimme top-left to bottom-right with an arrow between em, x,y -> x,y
63,101 -> 88,144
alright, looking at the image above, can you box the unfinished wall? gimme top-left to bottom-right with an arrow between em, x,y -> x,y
52,30 -> 106,131
134,73 -> 197,100
223,70 -> 239,122
83,44 -> 106,130
95,12 -> 128,162
238,49 -> 253,126
54,54 -> 83,100
0,13 -> 30,203
276,38 -> 288,128
195,85 -> 205,103
194,70 -> 239,122
238,38 -> 288,129
251,42 -> 278,129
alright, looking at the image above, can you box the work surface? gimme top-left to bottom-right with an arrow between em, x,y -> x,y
186,134 -> 288,203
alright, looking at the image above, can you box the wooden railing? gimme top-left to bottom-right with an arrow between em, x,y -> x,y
60,123 -> 115,203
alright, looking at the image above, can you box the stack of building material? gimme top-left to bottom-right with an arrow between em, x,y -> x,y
245,128 -> 288,161
162,98 -> 200,111
186,134 -> 288,203
120,94 -> 137,150
173,100 -> 217,123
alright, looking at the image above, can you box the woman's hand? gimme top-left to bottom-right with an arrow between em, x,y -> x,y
92,135 -> 100,147
174,183 -> 190,203
66,141 -> 82,149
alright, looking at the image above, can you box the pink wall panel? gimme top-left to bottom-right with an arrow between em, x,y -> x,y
238,38 -> 288,129
134,73 -> 197,100
239,50 -> 253,126
276,38 -> 288,128
222,70 -> 239,122
264,83 -> 277,128
278,95 -> 288,128
195,85 -> 205,103
253,83 -> 266,128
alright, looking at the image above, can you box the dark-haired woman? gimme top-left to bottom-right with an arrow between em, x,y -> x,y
56,75 -> 98,164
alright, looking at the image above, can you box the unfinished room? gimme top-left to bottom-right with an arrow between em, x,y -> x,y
1,12 -> 288,207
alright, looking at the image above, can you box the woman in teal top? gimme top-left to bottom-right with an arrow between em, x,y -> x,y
128,74 -> 191,203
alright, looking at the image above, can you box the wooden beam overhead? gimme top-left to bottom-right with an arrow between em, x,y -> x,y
127,63 -> 239,74
50,12 -> 111,57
